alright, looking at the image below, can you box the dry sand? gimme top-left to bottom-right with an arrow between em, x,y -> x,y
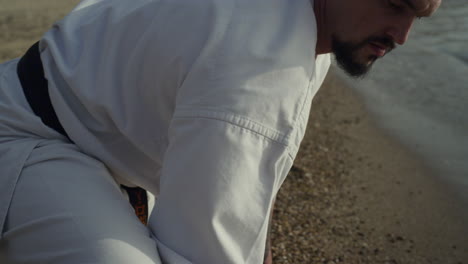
272,68 -> 468,264
1,1 -> 467,263
0,0 -> 81,61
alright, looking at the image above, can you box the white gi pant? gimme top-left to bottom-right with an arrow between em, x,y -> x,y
0,141 -> 161,264
0,59 -> 161,264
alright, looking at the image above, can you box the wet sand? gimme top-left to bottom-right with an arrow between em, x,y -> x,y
2,1 -> 467,263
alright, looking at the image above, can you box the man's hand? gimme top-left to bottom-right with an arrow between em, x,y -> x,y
264,248 -> 273,264
263,198 -> 275,264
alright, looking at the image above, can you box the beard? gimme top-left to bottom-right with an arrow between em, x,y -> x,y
332,35 -> 395,78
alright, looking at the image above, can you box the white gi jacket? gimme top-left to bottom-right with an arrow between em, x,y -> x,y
0,0 -> 330,263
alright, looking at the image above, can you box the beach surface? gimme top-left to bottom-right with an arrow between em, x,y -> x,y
1,1 -> 467,263
271,68 -> 468,263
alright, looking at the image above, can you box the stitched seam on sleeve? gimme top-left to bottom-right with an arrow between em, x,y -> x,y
173,110 -> 291,146
286,149 -> 295,160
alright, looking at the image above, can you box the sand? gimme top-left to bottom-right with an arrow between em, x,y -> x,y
1,1 -> 467,263
271,68 -> 468,263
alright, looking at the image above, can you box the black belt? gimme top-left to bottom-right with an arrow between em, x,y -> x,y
17,42 -> 149,225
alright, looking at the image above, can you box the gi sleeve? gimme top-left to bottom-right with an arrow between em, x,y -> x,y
144,0 -> 319,262
149,111 -> 294,264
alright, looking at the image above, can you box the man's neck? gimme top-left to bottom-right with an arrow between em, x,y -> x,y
313,0 -> 332,55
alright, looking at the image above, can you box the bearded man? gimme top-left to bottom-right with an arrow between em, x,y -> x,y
0,0 -> 440,263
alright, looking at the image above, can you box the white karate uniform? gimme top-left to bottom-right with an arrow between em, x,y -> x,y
0,0 -> 330,263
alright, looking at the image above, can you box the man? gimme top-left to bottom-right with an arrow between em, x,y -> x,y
0,0 -> 440,263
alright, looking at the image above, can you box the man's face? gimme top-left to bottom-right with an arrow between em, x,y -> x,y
330,0 -> 441,78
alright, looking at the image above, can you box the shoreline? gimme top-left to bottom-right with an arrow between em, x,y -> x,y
271,67 -> 468,263
334,44 -> 468,211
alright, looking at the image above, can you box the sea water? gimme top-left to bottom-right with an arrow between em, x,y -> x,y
337,0 -> 468,204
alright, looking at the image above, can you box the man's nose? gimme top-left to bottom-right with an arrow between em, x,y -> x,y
385,17 -> 415,45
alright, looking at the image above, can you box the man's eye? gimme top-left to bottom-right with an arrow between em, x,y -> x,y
387,0 -> 404,10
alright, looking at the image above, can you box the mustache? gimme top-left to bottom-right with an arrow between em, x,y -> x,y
365,36 -> 396,52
